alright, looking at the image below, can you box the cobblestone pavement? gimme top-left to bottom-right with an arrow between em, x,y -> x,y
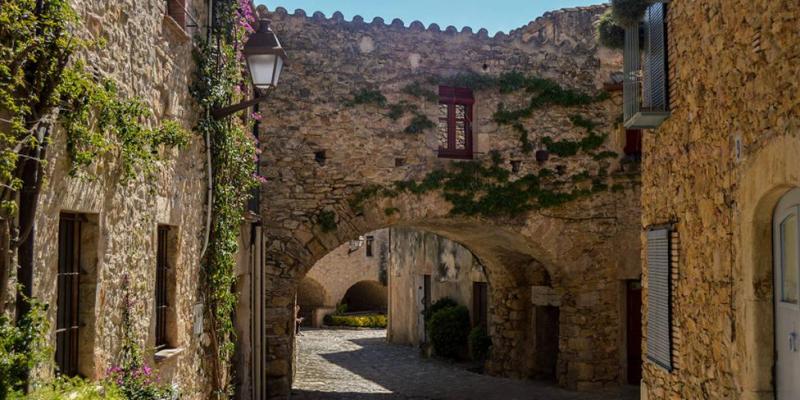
291,329 -> 639,400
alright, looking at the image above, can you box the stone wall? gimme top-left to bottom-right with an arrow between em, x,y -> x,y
301,229 -> 389,309
639,1 -> 800,399
387,228 -> 488,347
21,0 -> 216,397
255,3 -> 643,397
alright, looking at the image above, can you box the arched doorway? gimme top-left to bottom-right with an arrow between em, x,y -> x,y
296,277 -> 328,327
774,188 -> 800,398
341,280 -> 387,313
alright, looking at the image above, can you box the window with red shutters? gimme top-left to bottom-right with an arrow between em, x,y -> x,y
166,0 -> 187,29
437,86 -> 474,159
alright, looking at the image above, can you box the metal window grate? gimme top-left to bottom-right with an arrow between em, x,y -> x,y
644,3 -> 668,112
56,213 -> 81,377
623,2 -> 670,129
646,227 -> 673,371
155,226 -> 170,349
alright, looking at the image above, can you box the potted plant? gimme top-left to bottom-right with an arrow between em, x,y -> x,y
611,0 -> 652,27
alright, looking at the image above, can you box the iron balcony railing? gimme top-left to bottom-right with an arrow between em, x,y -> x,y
623,2 -> 671,129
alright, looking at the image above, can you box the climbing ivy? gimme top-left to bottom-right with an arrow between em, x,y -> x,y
401,82 -> 438,103
349,154 -> 617,218
59,66 -> 190,180
317,210 -> 337,232
190,0 -> 258,396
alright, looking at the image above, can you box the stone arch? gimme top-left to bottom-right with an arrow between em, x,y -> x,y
262,188 -> 640,394
296,276 -> 328,326
732,135 -> 800,397
341,280 -> 387,312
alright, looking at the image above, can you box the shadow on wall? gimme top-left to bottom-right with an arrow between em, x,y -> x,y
341,280 -> 387,313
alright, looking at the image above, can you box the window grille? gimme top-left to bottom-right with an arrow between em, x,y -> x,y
646,227 -> 673,371
438,86 -> 474,159
155,226 -> 170,349
56,213 -> 82,377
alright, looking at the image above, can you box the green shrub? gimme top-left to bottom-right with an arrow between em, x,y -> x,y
468,326 -> 492,361
428,305 -> 470,359
423,297 -> 458,323
0,300 -> 49,400
597,10 -> 626,49
611,0 -> 651,27
325,314 -> 387,328
317,210 -> 337,232
335,303 -> 348,315
20,377 -> 124,400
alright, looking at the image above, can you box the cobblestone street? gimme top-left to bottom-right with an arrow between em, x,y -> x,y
291,329 -> 639,400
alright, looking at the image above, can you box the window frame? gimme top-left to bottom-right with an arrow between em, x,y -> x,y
472,282 -> 488,328
646,225 -> 674,371
365,236 -> 374,257
437,86 -> 474,159
155,226 -> 171,350
56,213 -> 82,377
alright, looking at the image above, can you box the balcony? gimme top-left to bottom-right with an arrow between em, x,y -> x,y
623,2 -> 670,129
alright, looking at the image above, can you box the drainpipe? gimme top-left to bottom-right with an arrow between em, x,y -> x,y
199,0 -> 214,259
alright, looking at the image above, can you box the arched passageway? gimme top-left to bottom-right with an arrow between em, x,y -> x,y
296,277 -> 328,326
246,5 -> 642,398
341,280 -> 387,313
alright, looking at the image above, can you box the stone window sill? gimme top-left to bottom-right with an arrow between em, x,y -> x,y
154,347 -> 184,363
163,15 -> 191,44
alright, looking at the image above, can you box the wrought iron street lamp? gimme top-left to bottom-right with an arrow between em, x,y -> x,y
212,17 -> 287,119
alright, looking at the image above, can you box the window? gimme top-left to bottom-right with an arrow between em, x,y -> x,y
155,227 -> 170,349
623,2 -> 670,128
437,86 -> 474,159
166,0 -> 186,29
472,282 -> 488,328
365,236 -> 374,257
56,213 -> 81,376
155,226 -> 179,351
646,226 -> 673,371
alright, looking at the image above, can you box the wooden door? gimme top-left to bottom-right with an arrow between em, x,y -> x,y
627,280 -> 643,384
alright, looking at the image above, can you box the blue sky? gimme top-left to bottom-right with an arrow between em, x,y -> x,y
257,1 -> 603,35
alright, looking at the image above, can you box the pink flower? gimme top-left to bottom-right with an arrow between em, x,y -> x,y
251,112 -> 263,121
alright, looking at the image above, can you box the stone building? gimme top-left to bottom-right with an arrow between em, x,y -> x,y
254,4 -> 644,397
387,228 -> 489,349
625,1 -> 800,399
297,229 -> 389,327
0,0 -> 263,398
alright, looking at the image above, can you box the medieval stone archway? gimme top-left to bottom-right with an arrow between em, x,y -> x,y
341,280 -> 387,312
261,189 -> 639,395
252,4 -> 642,397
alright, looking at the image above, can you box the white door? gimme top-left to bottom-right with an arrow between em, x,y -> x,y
775,188 -> 800,399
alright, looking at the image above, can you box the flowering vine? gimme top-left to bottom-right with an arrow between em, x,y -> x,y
191,0 -> 259,396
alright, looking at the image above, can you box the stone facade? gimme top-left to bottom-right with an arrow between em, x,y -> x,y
297,229 -> 389,326
639,1 -> 800,399
4,0 -> 220,397
255,4 -> 642,397
387,227 -> 488,347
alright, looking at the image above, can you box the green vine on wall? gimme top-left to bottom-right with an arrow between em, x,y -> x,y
1,0 -> 188,395
350,154 -> 625,218
191,0 -> 258,396
345,88 -> 435,134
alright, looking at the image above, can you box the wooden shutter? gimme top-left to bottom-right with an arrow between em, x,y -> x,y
166,0 -> 187,29
646,227 -> 672,370
644,3 -> 669,112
